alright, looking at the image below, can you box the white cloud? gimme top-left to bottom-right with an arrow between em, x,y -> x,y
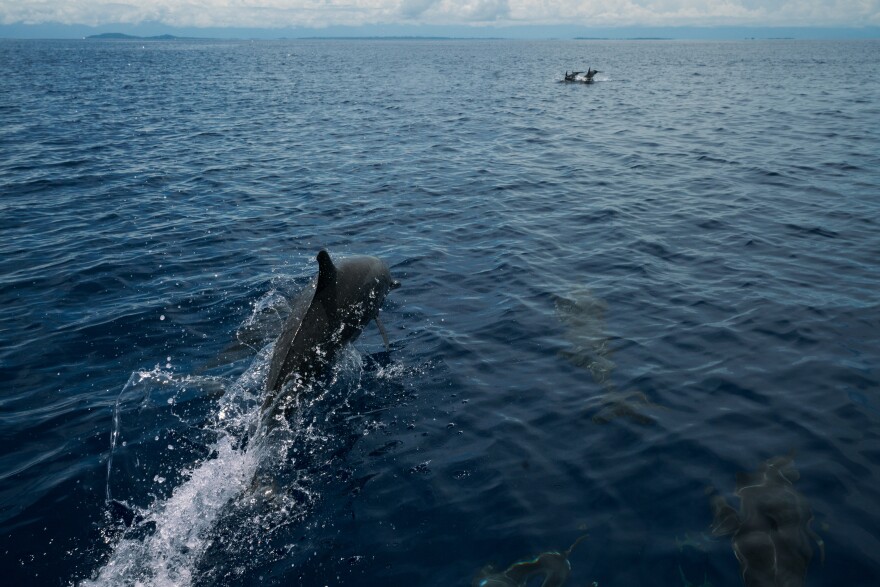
505,0 -> 879,26
398,0 -> 510,22
399,0 -> 438,19
1,0 -> 878,28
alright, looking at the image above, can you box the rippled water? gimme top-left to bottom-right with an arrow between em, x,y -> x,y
1,38 -> 879,586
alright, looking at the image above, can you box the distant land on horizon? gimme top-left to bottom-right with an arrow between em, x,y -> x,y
2,22 -> 879,40
87,33 -> 183,40
86,32 -> 473,41
573,37 -> 674,40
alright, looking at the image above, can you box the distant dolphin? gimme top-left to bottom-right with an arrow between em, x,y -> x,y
709,455 -> 824,587
259,250 -> 399,431
472,536 -> 587,587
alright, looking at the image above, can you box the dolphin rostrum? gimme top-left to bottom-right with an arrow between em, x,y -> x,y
709,455 -> 824,587
259,250 -> 399,431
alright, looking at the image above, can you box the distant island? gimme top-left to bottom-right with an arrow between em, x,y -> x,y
87,33 -> 492,41
574,36 -> 673,40
296,36 -> 465,40
86,33 -> 184,40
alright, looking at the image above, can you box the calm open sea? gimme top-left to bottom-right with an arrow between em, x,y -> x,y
1,37 -> 879,586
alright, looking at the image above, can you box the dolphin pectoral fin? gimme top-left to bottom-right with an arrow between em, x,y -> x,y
375,315 -> 391,351
808,525 -> 826,563
710,493 -> 740,537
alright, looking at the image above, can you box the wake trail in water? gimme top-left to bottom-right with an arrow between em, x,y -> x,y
83,292 -> 287,587
83,355 -> 393,586
85,438 -> 259,587
84,351 -> 269,587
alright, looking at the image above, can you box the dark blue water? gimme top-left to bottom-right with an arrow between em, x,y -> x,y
1,38 -> 879,586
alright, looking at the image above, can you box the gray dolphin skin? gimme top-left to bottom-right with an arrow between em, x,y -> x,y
259,250 -> 399,430
709,455 -> 824,587
472,536 -> 587,587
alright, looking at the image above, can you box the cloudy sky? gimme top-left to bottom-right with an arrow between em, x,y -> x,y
1,0 -> 878,30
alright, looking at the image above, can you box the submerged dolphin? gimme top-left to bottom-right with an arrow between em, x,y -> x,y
472,536 -> 587,587
555,288 -> 663,424
709,455 -> 824,587
259,250 -> 399,430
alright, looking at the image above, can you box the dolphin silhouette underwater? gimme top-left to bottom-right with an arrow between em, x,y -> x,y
259,250 -> 399,431
472,535 -> 587,587
555,288 -> 663,425
709,455 -> 824,587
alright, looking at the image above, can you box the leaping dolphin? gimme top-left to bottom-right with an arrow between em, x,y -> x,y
259,250 -> 399,431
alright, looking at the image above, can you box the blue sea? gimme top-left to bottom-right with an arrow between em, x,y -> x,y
1,37 -> 879,586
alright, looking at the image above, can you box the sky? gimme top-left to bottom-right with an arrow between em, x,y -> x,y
1,0 -> 879,36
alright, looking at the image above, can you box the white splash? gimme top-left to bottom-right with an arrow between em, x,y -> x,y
84,348 -> 269,587
83,336 -> 379,586
84,438 -> 257,587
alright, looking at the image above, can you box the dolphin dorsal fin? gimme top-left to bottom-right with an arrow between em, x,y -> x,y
316,250 -> 337,294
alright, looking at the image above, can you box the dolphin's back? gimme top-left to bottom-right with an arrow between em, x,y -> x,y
264,280 -> 317,394
259,251 -> 396,428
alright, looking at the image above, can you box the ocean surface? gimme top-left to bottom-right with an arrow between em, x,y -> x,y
1,38 -> 879,586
